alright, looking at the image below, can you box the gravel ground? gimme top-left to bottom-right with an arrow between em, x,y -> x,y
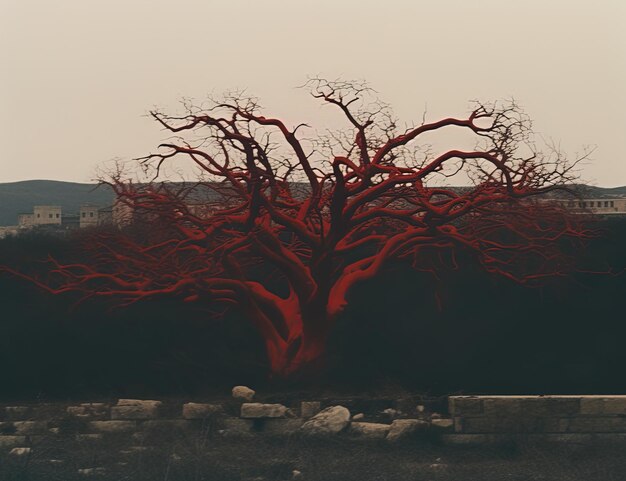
2,433 -> 626,481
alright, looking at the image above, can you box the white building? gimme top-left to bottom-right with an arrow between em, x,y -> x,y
79,205 -> 100,228
551,198 -> 626,215
33,205 -> 62,225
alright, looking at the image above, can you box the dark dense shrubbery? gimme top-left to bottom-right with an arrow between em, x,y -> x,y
1,219 -> 625,400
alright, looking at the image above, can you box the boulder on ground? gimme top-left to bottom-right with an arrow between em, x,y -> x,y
301,406 -> 350,435
232,386 -> 256,402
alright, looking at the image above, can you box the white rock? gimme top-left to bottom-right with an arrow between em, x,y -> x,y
292,469 -> 302,479
232,386 -> 255,402
301,406 -> 350,435
9,447 -> 31,457
352,413 -> 364,421
382,408 -> 399,419
240,403 -> 287,418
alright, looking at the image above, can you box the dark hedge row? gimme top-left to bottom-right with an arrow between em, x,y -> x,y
1,219 -> 625,400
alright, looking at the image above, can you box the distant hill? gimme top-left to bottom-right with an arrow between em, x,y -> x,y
583,185 -> 626,197
0,180 -> 114,226
1,179 -> 625,226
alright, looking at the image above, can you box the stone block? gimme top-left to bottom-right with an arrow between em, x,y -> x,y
580,396 -> 626,415
182,402 -> 222,419
117,399 -> 161,407
240,403 -> 287,419
460,416 -> 571,434
350,422 -> 390,439
300,401 -> 321,419
111,400 -> 161,420
67,403 -> 108,420
543,433 -> 596,443
520,398 -> 580,416
602,398 -> 626,414
449,397 -> 483,416
483,398 -> 522,416
88,421 -> 136,434
540,417 -> 570,433
67,406 -> 89,417
567,417 -> 626,433
462,417 -> 540,434
301,406 -> 351,436
0,436 -> 27,448
579,397 -> 605,415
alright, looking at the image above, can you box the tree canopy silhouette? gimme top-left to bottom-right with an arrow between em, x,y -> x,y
3,79 -> 592,377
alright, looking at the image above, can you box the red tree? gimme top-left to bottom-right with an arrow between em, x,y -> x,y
5,79 -> 591,377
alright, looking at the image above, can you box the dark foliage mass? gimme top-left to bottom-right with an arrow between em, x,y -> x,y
0,218 -> 624,400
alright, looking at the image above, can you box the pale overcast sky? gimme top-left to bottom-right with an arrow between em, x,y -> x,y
1,0 -> 625,186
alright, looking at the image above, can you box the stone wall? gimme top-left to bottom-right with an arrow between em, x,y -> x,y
3,394 -> 626,455
0,390 -> 451,454
448,395 -> 626,444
